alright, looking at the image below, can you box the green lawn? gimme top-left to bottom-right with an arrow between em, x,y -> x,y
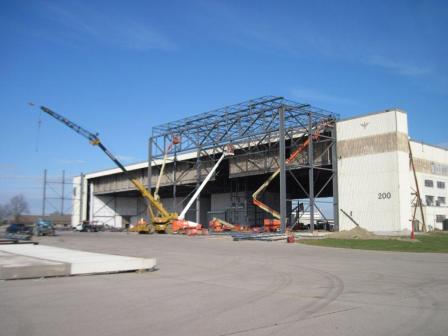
298,233 -> 448,253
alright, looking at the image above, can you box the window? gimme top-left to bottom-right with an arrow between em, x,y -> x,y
424,179 -> 434,187
436,215 -> 446,223
437,197 -> 446,205
425,195 -> 434,206
437,181 -> 446,189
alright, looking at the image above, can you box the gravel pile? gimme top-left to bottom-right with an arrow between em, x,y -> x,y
329,226 -> 381,239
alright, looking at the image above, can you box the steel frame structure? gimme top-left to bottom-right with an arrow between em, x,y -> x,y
148,96 -> 338,232
42,169 -> 74,216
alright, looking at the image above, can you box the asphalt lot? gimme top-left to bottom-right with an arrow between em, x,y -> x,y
1,231 -> 447,336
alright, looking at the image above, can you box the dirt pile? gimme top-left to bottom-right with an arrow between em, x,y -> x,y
329,226 -> 381,239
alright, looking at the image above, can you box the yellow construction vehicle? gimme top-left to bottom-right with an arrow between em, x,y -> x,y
39,106 -> 177,233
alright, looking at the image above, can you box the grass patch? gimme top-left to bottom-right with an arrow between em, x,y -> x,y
298,233 -> 448,253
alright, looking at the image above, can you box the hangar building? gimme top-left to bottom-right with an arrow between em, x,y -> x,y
71,97 -> 448,233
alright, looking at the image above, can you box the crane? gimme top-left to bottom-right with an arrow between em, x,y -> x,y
39,106 -> 178,233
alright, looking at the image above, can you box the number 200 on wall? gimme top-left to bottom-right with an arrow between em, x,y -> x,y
378,192 -> 391,199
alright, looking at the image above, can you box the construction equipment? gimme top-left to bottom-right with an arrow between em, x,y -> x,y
129,218 -> 150,234
209,217 -> 235,232
154,135 -> 180,201
263,219 -> 280,232
172,144 -> 234,233
39,106 -> 178,233
252,120 -> 332,222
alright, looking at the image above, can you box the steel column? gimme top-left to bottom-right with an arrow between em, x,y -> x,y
147,137 -> 153,191
308,113 -> 315,232
173,149 -> 177,212
331,127 -> 339,231
196,147 -> 201,223
279,106 -> 287,233
79,173 -> 84,223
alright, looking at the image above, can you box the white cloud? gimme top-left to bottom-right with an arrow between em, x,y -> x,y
291,88 -> 356,106
368,56 -> 431,77
39,2 -> 176,51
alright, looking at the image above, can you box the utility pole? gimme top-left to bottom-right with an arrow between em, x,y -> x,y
61,170 -> 65,215
42,169 -> 47,216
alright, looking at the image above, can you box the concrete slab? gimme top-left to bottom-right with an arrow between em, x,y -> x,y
3,232 -> 448,336
0,251 -> 69,280
0,245 -> 156,278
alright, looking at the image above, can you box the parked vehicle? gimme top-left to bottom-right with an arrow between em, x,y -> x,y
34,219 -> 55,236
6,223 -> 33,235
4,223 -> 33,240
74,221 -> 101,232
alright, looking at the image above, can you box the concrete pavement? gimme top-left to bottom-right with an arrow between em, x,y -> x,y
0,231 -> 447,336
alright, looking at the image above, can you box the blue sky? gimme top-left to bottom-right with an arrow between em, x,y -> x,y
0,0 -> 447,214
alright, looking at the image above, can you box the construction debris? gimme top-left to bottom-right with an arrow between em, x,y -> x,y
231,232 -> 288,242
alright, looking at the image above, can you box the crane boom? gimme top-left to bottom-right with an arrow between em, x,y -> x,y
39,105 -> 177,227
40,106 -> 100,145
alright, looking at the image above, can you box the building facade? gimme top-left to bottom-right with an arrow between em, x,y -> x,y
72,108 -> 448,233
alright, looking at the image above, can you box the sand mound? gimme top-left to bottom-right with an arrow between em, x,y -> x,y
329,226 -> 380,239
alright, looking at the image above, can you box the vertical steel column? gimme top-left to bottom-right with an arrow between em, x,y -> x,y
279,106 -> 287,233
89,183 -> 94,223
331,127 -> 339,231
196,147 -> 201,223
308,113 -> 315,232
173,149 -> 177,212
42,169 -> 47,216
61,170 -> 65,215
79,173 -> 84,223
147,137 -> 153,191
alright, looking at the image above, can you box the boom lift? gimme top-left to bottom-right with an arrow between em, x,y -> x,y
39,106 -> 178,233
172,144 -> 234,232
252,121 -> 331,224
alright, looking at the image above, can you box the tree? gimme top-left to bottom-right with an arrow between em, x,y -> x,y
9,194 -> 29,221
0,204 -> 11,224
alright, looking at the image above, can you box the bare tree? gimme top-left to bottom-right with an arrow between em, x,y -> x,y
0,204 -> 11,224
9,194 -> 29,221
